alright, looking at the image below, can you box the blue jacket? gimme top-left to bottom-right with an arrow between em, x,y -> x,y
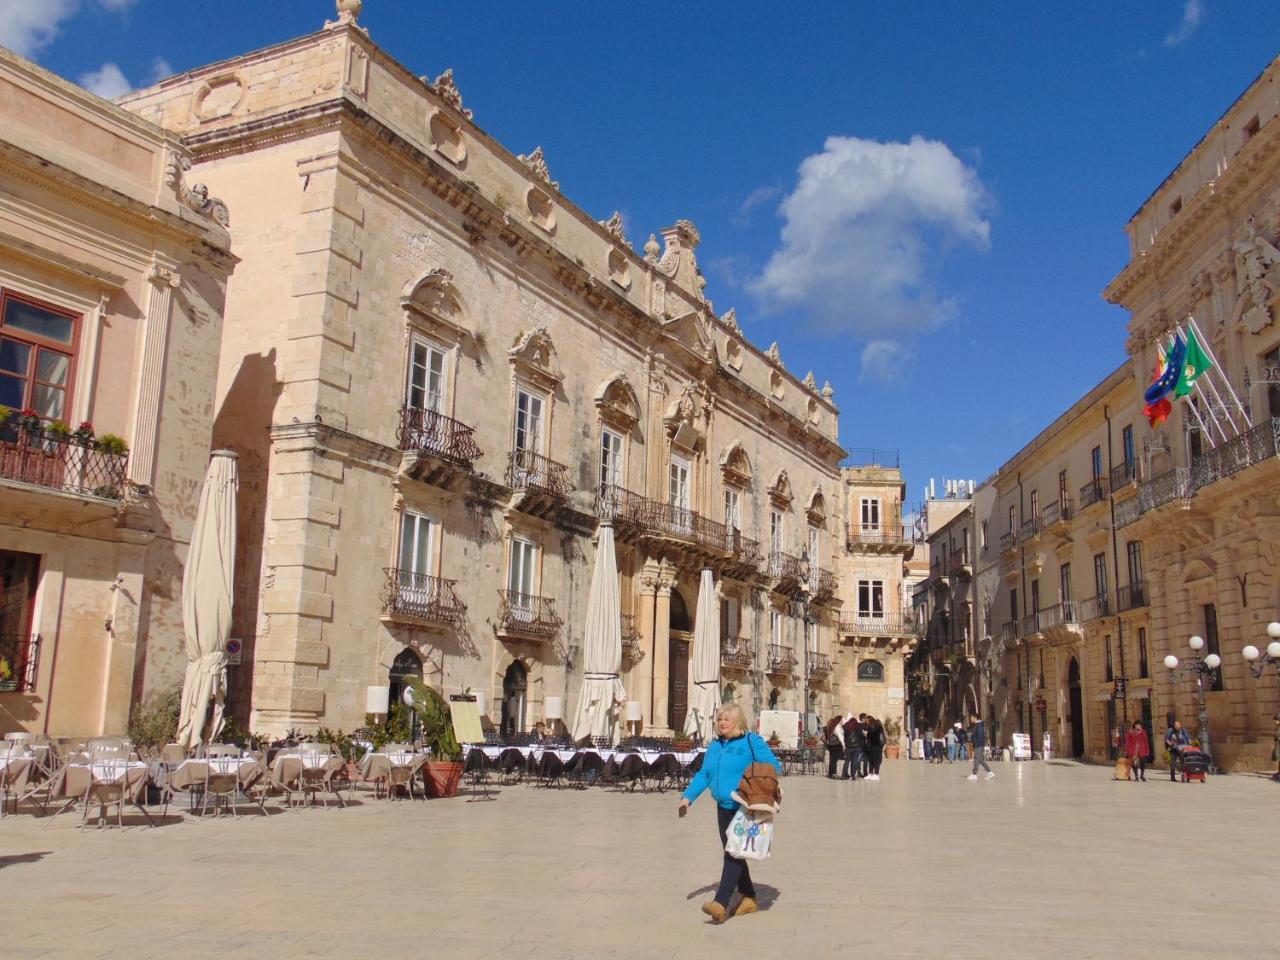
683,732 -> 782,810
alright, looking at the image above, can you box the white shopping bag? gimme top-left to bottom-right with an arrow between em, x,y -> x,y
724,806 -> 774,861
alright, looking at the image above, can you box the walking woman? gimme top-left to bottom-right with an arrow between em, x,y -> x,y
678,703 -> 781,923
1125,720 -> 1149,781
864,716 -> 885,781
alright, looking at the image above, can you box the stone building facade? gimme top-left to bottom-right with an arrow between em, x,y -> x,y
117,8 -> 846,738
0,50 -> 234,735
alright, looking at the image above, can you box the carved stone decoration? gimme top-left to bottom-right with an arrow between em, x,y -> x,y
598,211 -> 629,247
768,469 -> 793,507
719,440 -> 752,486
643,234 -> 661,263
664,381 -> 708,451
517,146 -> 559,191
821,380 -> 834,400
429,68 -> 473,120
594,373 -> 641,430
1232,217 -> 1280,334
721,307 -> 740,333
806,489 -> 827,525
335,0 -> 362,22
400,268 -> 468,340
509,326 -> 562,386
766,341 -> 781,365
803,371 -> 817,391
164,154 -> 230,227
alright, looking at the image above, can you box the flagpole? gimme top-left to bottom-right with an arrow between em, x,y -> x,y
1174,323 -> 1232,443
1187,315 -> 1252,429
1160,330 -> 1221,447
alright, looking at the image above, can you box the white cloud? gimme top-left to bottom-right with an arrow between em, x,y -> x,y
734,185 -> 782,224
147,56 -> 173,84
0,0 -> 79,57
78,62 -> 131,99
859,340 -> 914,384
96,0 -> 137,9
748,134 -> 990,369
1164,0 -> 1204,47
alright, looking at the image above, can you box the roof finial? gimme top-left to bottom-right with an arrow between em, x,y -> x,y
336,0 -> 362,24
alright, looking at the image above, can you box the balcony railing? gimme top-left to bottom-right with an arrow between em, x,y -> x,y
838,612 -> 918,637
621,613 -> 645,665
949,552 -> 971,575
1020,517 -> 1041,543
766,643 -> 798,675
1037,601 -> 1078,631
809,566 -> 838,599
1079,477 -> 1109,509
497,590 -> 563,640
506,449 -> 573,500
808,652 -> 832,678
1117,581 -> 1148,612
1113,494 -> 1143,528
1042,500 -> 1073,528
998,620 -> 1017,644
999,530 -> 1018,553
720,636 -> 754,670
769,551 -> 804,584
596,485 -> 761,566
1109,460 -> 1139,491
1020,612 -> 1043,637
847,524 -> 917,550
1080,594 -> 1113,622
841,448 -> 899,468
381,568 -> 466,627
0,633 -> 39,693
397,406 -> 482,469
0,422 -> 128,500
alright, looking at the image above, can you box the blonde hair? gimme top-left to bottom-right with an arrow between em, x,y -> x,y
716,703 -> 750,737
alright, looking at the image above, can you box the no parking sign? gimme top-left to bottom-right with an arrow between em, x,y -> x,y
225,637 -> 242,666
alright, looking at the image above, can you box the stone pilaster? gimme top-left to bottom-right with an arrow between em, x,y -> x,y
128,262 -> 180,487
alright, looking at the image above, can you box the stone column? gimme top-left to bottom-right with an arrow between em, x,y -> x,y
651,573 -> 674,734
634,563 -> 660,730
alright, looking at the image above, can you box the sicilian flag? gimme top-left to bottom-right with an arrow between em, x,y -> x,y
1143,333 -> 1185,405
1174,327 -> 1214,398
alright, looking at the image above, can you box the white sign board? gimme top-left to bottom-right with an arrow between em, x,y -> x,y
758,710 -> 800,748
1011,733 -> 1032,760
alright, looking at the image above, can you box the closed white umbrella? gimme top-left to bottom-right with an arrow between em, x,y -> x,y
175,450 -> 238,752
569,520 -> 627,742
683,568 -> 720,744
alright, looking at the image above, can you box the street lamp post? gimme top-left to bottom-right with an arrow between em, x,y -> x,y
1163,635 -> 1221,774
1241,621 -> 1280,782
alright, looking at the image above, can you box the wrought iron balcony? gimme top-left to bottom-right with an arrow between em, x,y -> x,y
1191,417 -> 1279,489
596,485 -> 761,567
621,613 -> 645,665
0,421 -> 128,500
808,651 -> 832,679
0,632 -> 39,693
767,643 -> 798,676
841,448 -> 900,468
1117,581 -> 1148,612
596,484 -> 649,526
847,524 -> 917,552
1079,594 -> 1113,621
1042,500 -> 1073,529
381,568 -> 466,628
397,406 -> 482,470
769,551 -> 805,586
838,612 -> 918,637
1020,612 -> 1044,637
1079,477 -> 1109,510
1036,601 -> 1079,631
809,566 -> 838,600
720,636 -> 754,671
506,449 -> 573,500
496,590 -> 563,641
999,530 -> 1018,553
949,551 -> 971,576
1109,460 -> 1139,491
998,620 -> 1018,644
1019,517 -> 1041,543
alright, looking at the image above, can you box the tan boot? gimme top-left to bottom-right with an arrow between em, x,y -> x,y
701,901 -> 728,924
734,896 -> 759,917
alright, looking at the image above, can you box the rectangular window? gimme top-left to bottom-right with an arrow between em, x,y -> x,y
808,525 -> 820,566
1138,626 -> 1149,679
858,579 -> 885,617
398,510 -> 437,576
1126,540 -> 1144,586
1122,424 -> 1135,472
1091,446 -> 1103,480
721,596 -> 740,640
1105,635 -> 1114,682
771,609 -> 783,646
723,487 -> 741,532
514,389 -> 545,454
1093,552 -> 1108,600
1007,504 -> 1016,535
1010,587 -> 1018,623
770,509 -> 784,553
1016,650 -> 1022,690
1058,469 -> 1068,508
599,428 -> 623,494
508,537 -> 538,599
1029,489 -> 1039,520
1059,563 -> 1072,605
1265,347 -> 1280,419
0,293 -> 78,420
1030,579 -> 1040,619
407,337 -> 447,414
980,520 -> 988,549
669,456 -> 690,511
859,497 -> 880,533
1204,603 -> 1224,691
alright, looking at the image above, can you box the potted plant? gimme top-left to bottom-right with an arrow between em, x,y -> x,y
72,420 -> 95,444
883,718 -> 903,759
18,408 -> 41,434
46,420 -> 70,439
410,680 -> 463,798
0,656 -> 16,692
96,433 -> 129,456
767,729 -> 781,749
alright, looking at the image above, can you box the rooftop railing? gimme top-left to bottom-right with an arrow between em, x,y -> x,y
841,448 -> 900,469
397,406 -> 482,469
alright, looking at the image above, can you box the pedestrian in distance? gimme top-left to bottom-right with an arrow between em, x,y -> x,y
678,703 -> 781,924
956,721 -> 970,761
823,713 -> 846,778
841,714 -> 866,780
864,716 -> 885,781
857,713 -> 872,778
945,725 -> 958,763
966,713 -> 994,780
1125,721 -> 1149,782
1164,720 -> 1191,782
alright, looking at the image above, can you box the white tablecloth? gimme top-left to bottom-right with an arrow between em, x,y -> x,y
466,745 -> 702,766
71,760 -> 148,783
174,757 -> 258,776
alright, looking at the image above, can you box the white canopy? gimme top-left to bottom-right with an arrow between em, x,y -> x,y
175,450 -> 238,752
569,521 -> 627,743
683,568 -> 720,744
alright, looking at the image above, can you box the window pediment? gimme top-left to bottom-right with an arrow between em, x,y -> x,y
509,326 -> 562,388
768,469 -> 793,508
594,372 -> 640,430
806,488 -> 827,526
401,268 -> 468,341
719,440 -> 752,487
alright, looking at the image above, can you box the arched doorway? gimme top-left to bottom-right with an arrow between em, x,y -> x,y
501,661 -> 528,738
388,647 -> 424,740
1067,657 -> 1085,758
668,589 -> 692,732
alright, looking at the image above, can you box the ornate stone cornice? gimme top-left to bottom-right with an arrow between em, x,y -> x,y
164,153 -> 230,227
427,68 -> 472,120
598,211 -> 628,247
517,146 -> 558,191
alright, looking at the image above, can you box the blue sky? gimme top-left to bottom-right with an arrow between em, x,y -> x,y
8,1 -> 1280,507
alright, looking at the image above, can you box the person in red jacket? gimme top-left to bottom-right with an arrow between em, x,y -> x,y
1125,721 -> 1149,781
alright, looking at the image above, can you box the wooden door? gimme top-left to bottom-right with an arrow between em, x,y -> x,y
669,635 -> 689,732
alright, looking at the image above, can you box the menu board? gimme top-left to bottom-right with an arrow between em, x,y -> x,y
758,709 -> 800,748
1011,732 -> 1032,760
450,699 -> 485,745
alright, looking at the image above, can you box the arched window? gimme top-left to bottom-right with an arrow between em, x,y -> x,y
857,659 -> 885,683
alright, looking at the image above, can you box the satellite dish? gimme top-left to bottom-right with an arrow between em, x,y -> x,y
402,686 -> 416,706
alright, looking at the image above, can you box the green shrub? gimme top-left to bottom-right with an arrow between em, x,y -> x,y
128,687 -> 182,750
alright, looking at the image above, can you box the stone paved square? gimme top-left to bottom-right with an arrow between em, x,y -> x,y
2,760 -> 1277,960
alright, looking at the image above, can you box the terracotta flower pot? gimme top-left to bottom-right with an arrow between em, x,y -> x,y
424,760 -> 463,798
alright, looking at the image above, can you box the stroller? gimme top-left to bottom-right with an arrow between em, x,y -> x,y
1180,748 -> 1209,783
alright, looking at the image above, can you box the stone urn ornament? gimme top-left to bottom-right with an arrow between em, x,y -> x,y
336,0 -> 362,23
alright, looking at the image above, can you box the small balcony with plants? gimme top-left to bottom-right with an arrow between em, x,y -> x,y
0,409 -> 129,502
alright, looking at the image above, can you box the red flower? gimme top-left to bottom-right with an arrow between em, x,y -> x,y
77,421 -> 94,433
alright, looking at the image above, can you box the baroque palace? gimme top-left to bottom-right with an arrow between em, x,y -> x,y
912,54 -> 1280,771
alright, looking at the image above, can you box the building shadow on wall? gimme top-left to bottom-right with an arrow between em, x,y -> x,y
211,349 -> 279,727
